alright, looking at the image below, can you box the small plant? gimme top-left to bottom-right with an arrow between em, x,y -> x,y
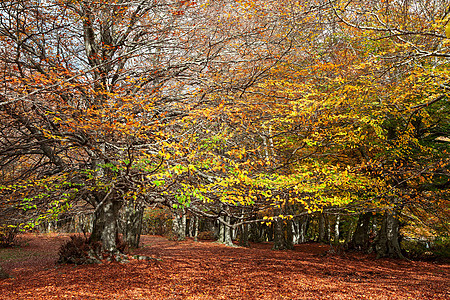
431,237 -> 450,259
0,226 -> 18,248
401,238 -> 431,259
58,234 -> 130,264
58,235 -> 101,264
401,237 -> 450,261
197,231 -> 215,240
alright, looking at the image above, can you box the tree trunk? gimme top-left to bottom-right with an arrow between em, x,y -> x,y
334,214 -> 340,244
375,210 -> 405,259
193,216 -> 199,242
292,220 -> 299,244
217,215 -> 233,246
345,217 -> 356,245
89,197 -> 122,253
217,217 -> 225,243
122,202 -> 144,248
350,212 -> 372,251
292,215 -> 309,244
273,218 -> 294,250
173,209 -> 186,241
249,221 -> 260,242
318,213 -> 328,243
188,216 -> 195,237
299,215 -> 309,243
239,222 -> 250,247
223,216 -> 233,246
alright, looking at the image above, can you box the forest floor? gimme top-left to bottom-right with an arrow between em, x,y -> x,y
0,233 -> 449,299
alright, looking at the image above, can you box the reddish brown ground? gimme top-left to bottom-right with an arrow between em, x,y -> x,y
0,234 -> 449,299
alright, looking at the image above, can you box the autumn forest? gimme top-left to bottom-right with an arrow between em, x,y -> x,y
0,0 -> 449,298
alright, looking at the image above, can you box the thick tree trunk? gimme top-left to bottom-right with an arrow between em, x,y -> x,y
217,217 -> 225,243
217,215 -> 233,246
350,212 -> 372,251
299,215 -> 309,243
318,213 -> 328,243
122,202 -> 144,248
273,218 -> 294,250
239,222 -> 250,247
248,221 -> 260,242
173,209 -> 186,241
89,197 -> 122,253
188,216 -> 195,237
375,210 -> 405,259
224,216 -> 233,246
292,215 -> 309,244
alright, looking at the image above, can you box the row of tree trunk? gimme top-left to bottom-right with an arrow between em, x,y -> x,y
34,206 -> 405,260
170,209 -> 405,258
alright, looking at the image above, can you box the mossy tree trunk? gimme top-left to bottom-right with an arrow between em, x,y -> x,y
239,222 -> 250,247
318,213 -> 329,243
217,215 -> 233,246
122,201 -> 144,248
273,217 -> 294,250
350,212 -> 372,251
375,210 -> 405,259
89,194 -> 123,254
173,208 -> 187,241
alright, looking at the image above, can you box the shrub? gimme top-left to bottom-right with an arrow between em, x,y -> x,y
431,237 -> 450,259
58,234 -> 130,264
401,238 -> 431,259
0,264 -> 9,279
197,231 -> 215,240
402,237 -> 450,261
0,226 -> 18,248
58,235 -> 101,264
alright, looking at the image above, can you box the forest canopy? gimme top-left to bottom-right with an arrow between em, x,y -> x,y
0,0 -> 448,259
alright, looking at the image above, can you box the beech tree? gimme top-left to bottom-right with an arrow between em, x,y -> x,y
0,0 -> 448,260
0,0 -> 303,255
0,0 -> 271,255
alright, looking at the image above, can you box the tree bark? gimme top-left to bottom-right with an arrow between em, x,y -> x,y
299,215 -> 309,243
89,193 -> 122,253
188,216 -> 195,238
122,202 -> 144,248
292,216 -> 309,244
217,217 -> 225,243
239,222 -> 250,247
248,221 -> 261,242
89,196 -> 122,253
318,213 -> 328,243
173,209 -> 186,241
217,215 -> 233,246
350,212 -> 372,251
334,214 -> 340,244
193,216 -> 199,242
273,218 -> 294,250
223,216 -> 233,246
375,210 -> 405,259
